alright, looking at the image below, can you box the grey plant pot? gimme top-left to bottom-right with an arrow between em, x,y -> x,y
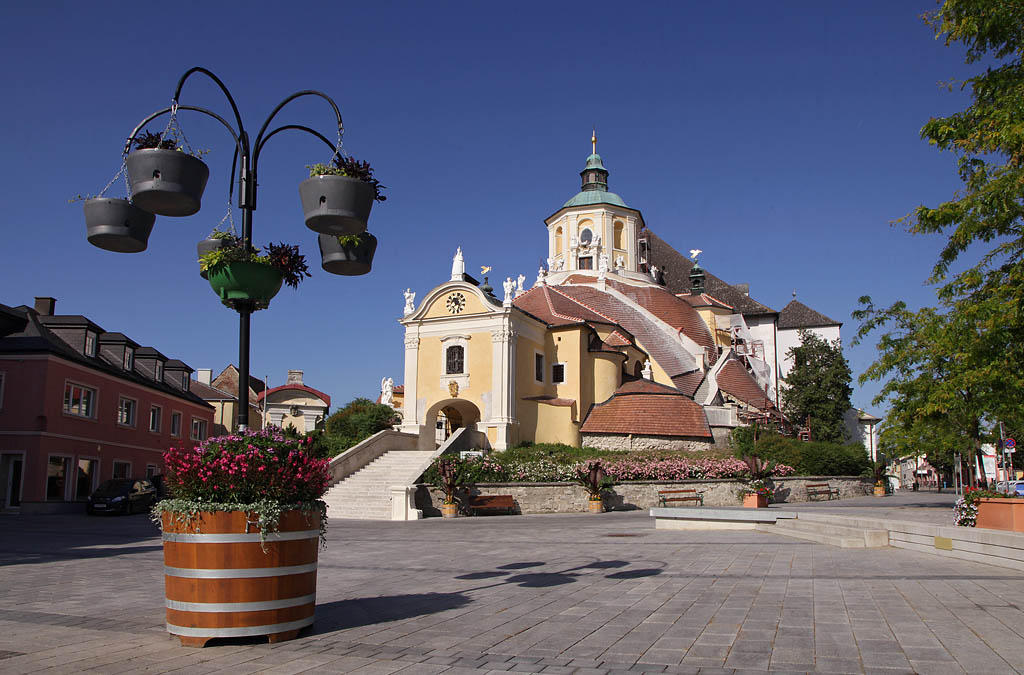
126,148 -> 210,217
318,232 -> 377,276
83,198 -> 156,253
196,237 -> 231,279
299,175 -> 373,235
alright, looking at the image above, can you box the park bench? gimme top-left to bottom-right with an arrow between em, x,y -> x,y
468,494 -> 516,516
657,489 -> 704,507
806,483 -> 840,501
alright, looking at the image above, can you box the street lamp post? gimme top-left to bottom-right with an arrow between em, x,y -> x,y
89,67 -> 356,430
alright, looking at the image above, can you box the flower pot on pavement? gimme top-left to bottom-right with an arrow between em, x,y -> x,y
161,509 -> 319,647
126,148 -> 210,217
318,233 -> 377,276
84,198 -> 155,253
299,175 -> 373,235
743,494 -> 767,508
441,502 -> 458,519
976,498 -> 1024,532
873,484 -> 886,497
587,498 -> 604,514
207,262 -> 283,305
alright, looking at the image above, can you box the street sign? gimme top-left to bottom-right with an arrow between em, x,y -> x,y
1004,437 -> 1016,450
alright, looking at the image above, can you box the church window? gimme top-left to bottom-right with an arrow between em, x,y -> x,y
535,353 -> 544,382
579,228 -> 593,246
613,221 -> 625,249
554,226 -> 563,256
578,256 -> 593,270
445,345 -> 464,375
552,363 -> 565,384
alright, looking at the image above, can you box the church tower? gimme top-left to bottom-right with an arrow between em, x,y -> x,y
544,133 -> 645,277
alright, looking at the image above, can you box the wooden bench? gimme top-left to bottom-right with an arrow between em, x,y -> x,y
806,483 -> 839,501
468,495 -> 516,516
657,489 -> 704,507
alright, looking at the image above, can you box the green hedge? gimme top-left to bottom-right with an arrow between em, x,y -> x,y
731,428 -> 870,476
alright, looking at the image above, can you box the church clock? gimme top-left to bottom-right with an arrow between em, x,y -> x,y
445,292 -> 466,314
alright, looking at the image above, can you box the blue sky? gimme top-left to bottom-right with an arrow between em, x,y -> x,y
0,1 -> 978,416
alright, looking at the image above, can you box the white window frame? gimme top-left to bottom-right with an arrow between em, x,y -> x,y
191,417 -> 207,441
112,460 -> 132,480
74,456 -> 99,501
155,361 -> 164,382
170,411 -> 182,438
45,454 -> 73,502
123,348 -> 134,371
63,380 -> 97,419
181,373 -> 190,391
117,396 -> 137,428
149,405 -> 162,433
552,362 -> 566,385
145,463 -> 159,478
84,332 -> 97,357
534,351 -> 545,383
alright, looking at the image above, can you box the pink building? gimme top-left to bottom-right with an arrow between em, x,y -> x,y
0,297 -> 214,513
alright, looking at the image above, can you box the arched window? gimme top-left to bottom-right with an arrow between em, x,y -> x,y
634,361 -> 643,378
554,226 -> 563,256
446,345 -> 464,375
613,221 -> 625,249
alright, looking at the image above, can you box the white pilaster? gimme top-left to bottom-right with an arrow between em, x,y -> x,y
401,331 -> 420,433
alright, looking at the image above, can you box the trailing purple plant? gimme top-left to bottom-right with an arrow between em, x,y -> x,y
264,242 -> 311,289
132,130 -> 178,151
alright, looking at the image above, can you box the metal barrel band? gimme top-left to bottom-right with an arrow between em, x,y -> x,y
166,594 -> 315,613
164,562 -> 318,579
166,616 -> 314,638
162,529 -> 319,543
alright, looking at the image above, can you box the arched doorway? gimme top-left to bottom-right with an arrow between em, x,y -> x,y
422,398 -> 482,449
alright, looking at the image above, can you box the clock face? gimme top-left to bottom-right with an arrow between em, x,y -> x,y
445,292 -> 466,314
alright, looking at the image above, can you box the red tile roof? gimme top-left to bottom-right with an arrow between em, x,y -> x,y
258,383 -> 331,407
671,370 -> 706,397
513,285 -> 609,326
605,279 -> 716,352
717,359 -> 773,411
679,293 -> 733,310
581,382 -> 712,438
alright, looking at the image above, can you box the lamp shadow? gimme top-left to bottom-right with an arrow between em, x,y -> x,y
309,592 -> 472,634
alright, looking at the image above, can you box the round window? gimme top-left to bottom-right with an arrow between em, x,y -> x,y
579,228 -> 593,246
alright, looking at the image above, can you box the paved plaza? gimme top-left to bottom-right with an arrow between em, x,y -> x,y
2,501 -> 1024,674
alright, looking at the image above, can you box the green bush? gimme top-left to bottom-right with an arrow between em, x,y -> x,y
322,397 -> 400,452
731,428 -> 870,476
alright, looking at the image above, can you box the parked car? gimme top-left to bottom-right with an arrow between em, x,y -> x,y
86,478 -> 157,515
995,480 -> 1024,496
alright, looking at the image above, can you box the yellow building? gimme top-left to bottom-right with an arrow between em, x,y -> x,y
399,142 -> 824,451
259,370 -> 330,434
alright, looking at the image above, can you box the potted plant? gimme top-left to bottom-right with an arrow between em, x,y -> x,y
434,458 -> 464,518
199,240 -> 311,310
197,229 -> 239,279
739,479 -> 773,508
968,488 -> 1024,532
300,155 -> 386,235
153,427 -> 330,647
82,196 -> 156,253
318,232 -> 378,276
575,460 -> 614,513
126,130 -> 210,217
868,461 -> 893,497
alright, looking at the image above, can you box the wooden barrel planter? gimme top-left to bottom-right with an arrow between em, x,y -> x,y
161,509 -> 320,647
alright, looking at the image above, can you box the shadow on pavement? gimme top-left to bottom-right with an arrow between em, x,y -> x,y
0,512 -> 162,566
310,592 -> 472,633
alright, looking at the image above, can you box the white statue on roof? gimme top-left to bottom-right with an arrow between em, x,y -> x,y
403,288 -> 416,316
451,247 -> 465,281
516,273 -> 526,295
614,254 -> 625,270
535,266 -> 547,287
380,377 -> 394,406
689,248 -> 702,263
598,253 -> 609,272
502,277 -> 515,305
642,359 -> 653,380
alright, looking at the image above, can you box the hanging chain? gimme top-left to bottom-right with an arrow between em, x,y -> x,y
95,162 -> 130,199
328,125 -> 345,165
159,101 -> 198,156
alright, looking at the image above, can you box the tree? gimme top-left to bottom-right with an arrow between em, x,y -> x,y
324,397 -> 400,448
779,330 -> 853,444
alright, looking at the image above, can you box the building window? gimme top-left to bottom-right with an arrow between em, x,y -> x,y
112,461 -> 131,479
123,348 -> 133,371
117,397 -> 137,427
614,221 -> 626,249
46,456 -> 71,501
181,373 -> 190,391
75,458 -> 97,500
579,227 -> 593,247
535,353 -> 544,382
552,363 -> 566,384
149,405 -> 162,433
170,412 -> 182,437
578,256 -> 593,270
191,418 -> 207,441
554,226 -> 563,256
445,345 -> 464,375
146,464 -> 158,478
155,361 -> 163,381
84,332 -> 97,357
63,382 -> 96,418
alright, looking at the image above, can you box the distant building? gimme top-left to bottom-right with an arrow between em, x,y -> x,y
207,365 -> 265,432
259,370 -> 330,434
0,297 -> 214,513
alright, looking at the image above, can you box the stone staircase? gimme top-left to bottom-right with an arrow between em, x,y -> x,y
757,517 -> 889,548
323,451 -> 433,520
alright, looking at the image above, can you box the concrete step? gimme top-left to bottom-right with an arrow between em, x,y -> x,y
758,518 -> 889,548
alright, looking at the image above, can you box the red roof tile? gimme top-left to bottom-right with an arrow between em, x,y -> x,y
671,370 -> 706,397
605,279 -> 716,352
513,285 -> 609,326
679,293 -> 733,310
717,359 -> 773,411
581,385 -> 712,438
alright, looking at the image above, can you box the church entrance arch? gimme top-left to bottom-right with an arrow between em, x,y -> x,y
422,398 -> 482,449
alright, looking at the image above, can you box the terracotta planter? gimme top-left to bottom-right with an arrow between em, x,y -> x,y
743,494 -> 767,508
441,502 -> 458,518
873,484 -> 886,497
976,498 -> 1024,532
587,499 -> 604,514
161,509 -> 320,647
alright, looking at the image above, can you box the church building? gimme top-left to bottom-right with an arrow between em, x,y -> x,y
398,138 -> 842,451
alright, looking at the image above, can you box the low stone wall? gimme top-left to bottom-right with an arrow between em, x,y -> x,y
580,433 -> 713,452
415,476 -> 872,517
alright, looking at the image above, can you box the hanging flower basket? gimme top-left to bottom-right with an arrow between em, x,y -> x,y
318,232 -> 377,276
300,175 -> 374,235
126,148 -> 210,217
83,197 -> 155,253
207,262 -> 283,305
196,231 -> 238,279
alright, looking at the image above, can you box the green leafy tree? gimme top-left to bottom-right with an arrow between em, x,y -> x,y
779,330 -> 853,444
324,397 -> 400,449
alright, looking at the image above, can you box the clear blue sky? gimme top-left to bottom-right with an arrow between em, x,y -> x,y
0,1 -> 977,416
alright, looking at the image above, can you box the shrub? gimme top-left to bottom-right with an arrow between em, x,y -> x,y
731,429 -> 870,476
324,397 -> 400,449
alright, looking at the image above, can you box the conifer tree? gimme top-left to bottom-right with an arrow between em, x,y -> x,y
780,330 -> 853,444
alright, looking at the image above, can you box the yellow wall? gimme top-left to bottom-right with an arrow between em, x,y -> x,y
416,333 -> 493,420
423,290 -> 490,319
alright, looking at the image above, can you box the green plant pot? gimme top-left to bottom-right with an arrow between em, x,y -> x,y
207,262 -> 283,305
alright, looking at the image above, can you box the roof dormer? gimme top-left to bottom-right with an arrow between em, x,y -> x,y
98,332 -> 140,372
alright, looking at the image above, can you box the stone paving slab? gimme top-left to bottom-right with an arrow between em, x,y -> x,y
1,509 -> 1024,673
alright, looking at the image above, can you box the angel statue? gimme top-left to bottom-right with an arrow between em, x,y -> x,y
380,377 -> 394,406
502,276 -> 515,304
403,288 -> 416,315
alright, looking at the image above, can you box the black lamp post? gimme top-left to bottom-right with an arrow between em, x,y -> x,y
87,67 -> 369,430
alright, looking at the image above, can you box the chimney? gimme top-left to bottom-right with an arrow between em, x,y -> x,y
196,369 -> 212,385
287,369 -> 304,384
734,283 -> 749,297
34,297 -> 56,316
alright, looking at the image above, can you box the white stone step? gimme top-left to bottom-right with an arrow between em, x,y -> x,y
758,518 -> 888,548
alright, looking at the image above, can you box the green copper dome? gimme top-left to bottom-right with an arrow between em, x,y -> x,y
563,147 -> 629,208
563,190 -> 628,208
585,153 -> 606,170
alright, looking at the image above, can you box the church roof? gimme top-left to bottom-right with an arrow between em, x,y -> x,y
604,279 -> 716,352
258,383 -> 331,407
513,285 -> 610,326
777,299 -> 841,330
717,359 -> 774,411
581,380 -> 712,438
671,370 -> 706,397
563,189 -> 628,209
